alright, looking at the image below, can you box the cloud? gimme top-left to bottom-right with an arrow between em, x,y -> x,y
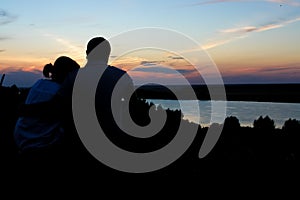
266,0 -> 300,6
256,65 -> 300,73
222,63 -> 300,84
190,0 -> 300,6
128,71 -> 184,85
0,49 -> 5,53
220,26 -> 258,34
222,73 -> 300,84
133,66 -> 177,74
0,36 -> 10,41
220,63 -> 300,83
128,69 -> 205,85
168,56 -> 185,60
0,66 -> 42,74
132,66 -> 196,75
140,60 -> 164,66
202,35 -> 247,49
43,33 -> 84,63
0,9 -> 17,25
191,0 -> 240,6
177,69 -> 196,74
220,23 -> 288,34
203,17 -> 300,49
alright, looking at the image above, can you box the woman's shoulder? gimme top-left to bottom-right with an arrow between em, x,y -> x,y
34,79 -> 60,87
25,79 -> 61,104
30,79 -> 61,93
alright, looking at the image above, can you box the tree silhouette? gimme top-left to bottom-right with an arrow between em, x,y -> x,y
252,116 -> 278,160
282,118 -> 300,133
222,116 -> 241,147
0,85 -> 20,162
282,118 -> 300,160
0,74 -> 5,87
224,116 -> 241,130
253,116 -> 275,131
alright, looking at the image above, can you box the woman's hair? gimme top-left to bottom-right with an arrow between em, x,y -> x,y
43,63 -> 54,78
44,56 -> 80,84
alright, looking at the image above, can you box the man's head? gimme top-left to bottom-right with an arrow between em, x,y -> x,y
86,37 -> 111,62
53,56 -> 80,83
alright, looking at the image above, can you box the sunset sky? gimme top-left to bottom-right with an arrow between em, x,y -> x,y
1,0 -> 300,86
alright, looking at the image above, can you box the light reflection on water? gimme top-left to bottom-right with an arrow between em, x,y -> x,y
147,99 -> 300,128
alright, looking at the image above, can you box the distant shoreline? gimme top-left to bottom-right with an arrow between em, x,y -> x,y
2,83 -> 300,103
135,84 -> 300,103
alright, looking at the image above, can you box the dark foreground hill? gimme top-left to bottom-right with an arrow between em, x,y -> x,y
0,85 -> 300,176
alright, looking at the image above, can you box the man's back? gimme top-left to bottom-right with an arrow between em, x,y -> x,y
95,66 -> 133,134
96,66 -> 128,105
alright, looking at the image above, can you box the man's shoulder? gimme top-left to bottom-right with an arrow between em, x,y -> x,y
105,65 -> 130,81
107,65 -> 126,74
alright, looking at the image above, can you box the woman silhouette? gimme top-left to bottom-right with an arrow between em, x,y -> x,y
14,56 -> 80,163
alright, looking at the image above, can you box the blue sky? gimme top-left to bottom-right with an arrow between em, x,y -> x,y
1,0 -> 300,86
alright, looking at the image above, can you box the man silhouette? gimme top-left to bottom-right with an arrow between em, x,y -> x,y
85,37 -> 135,135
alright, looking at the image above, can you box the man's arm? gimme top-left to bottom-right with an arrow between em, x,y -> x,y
18,94 -> 66,118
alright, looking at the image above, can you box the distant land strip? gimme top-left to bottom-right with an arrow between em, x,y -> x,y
135,84 -> 300,103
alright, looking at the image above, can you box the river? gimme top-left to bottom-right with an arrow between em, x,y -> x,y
147,100 -> 300,128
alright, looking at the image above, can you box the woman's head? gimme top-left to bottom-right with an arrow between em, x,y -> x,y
43,63 -> 54,79
43,56 -> 80,83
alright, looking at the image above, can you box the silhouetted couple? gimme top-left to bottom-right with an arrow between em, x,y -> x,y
14,37 -> 135,166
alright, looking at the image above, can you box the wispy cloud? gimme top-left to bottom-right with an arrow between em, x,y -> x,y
267,0 -> 300,6
0,66 -> 42,75
256,64 -> 300,73
202,35 -> 246,49
202,16 -> 300,49
132,66 -> 195,75
222,63 -> 300,83
0,9 -> 17,25
219,21 -> 290,34
191,0 -> 240,6
168,56 -> 185,60
43,33 -> 84,63
140,60 -> 164,66
132,66 -> 176,74
0,37 -> 10,41
190,0 -> 300,6
0,49 -> 5,53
